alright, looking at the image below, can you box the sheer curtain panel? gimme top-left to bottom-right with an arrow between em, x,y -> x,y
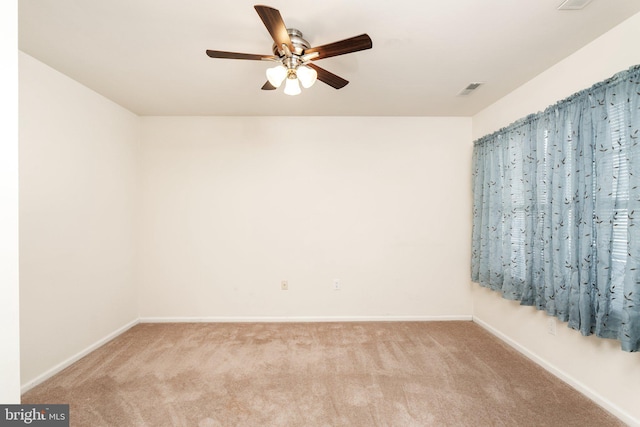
472,65 -> 640,352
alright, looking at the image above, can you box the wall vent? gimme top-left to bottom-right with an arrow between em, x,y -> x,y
457,82 -> 483,96
557,0 -> 592,10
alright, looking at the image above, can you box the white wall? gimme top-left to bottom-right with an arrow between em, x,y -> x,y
19,52 -> 140,388
472,12 -> 640,426
0,0 -> 20,404
139,116 -> 473,320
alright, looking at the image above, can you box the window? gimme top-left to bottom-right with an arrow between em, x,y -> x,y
471,65 -> 640,352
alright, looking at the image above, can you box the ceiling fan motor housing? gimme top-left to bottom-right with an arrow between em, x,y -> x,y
272,28 -> 310,57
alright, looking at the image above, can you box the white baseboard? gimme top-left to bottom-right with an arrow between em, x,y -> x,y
21,318 -> 140,394
472,316 -> 638,427
139,315 -> 473,323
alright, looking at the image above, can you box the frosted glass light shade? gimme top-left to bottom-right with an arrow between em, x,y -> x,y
266,65 -> 287,88
284,77 -> 301,96
297,65 -> 317,88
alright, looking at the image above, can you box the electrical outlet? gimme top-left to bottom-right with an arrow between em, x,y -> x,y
281,280 -> 288,291
333,279 -> 341,291
547,317 -> 556,336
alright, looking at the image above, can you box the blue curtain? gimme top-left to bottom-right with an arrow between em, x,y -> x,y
472,65 -> 640,352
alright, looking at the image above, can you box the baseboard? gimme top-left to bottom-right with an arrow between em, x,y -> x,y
472,317 -> 638,427
139,315 -> 473,323
20,318 -> 140,394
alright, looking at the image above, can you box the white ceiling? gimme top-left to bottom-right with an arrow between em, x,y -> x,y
18,0 -> 640,117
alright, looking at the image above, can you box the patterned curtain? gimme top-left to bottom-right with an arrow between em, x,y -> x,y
472,65 -> 640,352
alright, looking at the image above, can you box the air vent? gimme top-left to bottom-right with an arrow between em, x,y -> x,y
458,82 -> 483,96
557,0 -> 592,10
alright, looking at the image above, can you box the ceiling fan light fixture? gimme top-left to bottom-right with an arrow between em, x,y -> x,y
297,65 -> 317,89
284,76 -> 301,96
266,64 -> 287,88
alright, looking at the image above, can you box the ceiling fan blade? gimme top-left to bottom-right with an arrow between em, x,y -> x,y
206,50 -> 276,61
254,5 -> 292,54
307,63 -> 349,89
305,34 -> 372,60
261,81 -> 277,90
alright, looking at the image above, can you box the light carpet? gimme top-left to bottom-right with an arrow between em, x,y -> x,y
22,321 -> 623,426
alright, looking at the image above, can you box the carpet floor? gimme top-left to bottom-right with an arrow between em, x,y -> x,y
22,321 -> 622,426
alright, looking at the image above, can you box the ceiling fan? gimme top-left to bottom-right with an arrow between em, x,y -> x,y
205,5 -> 373,95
